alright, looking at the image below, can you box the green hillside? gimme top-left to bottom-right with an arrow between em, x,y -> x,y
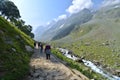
51,18 -> 120,77
0,17 -> 34,80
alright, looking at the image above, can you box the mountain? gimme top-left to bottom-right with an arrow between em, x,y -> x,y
52,9 -> 93,40
0,17 -> 34,80
94,3 -> 120,19
39,19 -> 66,41
38,9 -> 93,41
50,4 -> 120,77
34,20 -> 56,41
34,26 -> 47,41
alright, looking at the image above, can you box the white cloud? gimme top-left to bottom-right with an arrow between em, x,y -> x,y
66,0 -> 93,14
102,0 -> 120,7
54,14 -> 67,21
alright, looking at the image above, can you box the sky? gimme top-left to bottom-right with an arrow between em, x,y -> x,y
9,0 -> 112,31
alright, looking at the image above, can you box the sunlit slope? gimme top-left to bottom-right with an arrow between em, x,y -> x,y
50,4 -> 120,77
51,18 -> 120,76
0,17 -> 34,80
72,19 -> 120,41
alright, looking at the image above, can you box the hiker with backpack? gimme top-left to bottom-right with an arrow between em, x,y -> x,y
44,44 -> 51,60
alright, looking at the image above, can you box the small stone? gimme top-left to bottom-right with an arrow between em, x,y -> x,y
25,45 -> 33,52
12,48 -> 16,52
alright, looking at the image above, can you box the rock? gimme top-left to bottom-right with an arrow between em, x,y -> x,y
12,48 -> 16,52
93,60 -> 101,66
68,51 -> 72,54
0,30 -> 4,35
15,35 -> 21,40
81,56 -> 85,59
102,64 -> 108,68
3,36 -> 13,45
112,49 -> 115,52
6,40 -> 13,45
25,45 -> 33,52
75,58 -> 83,63
115,70 -> 120,76
117,54 -> 120,57
84,42 -> 91,46
33,72 -> 40,78
54,75 -> 66,80
102,41 -> 110,46
5,39 -> 13,45
38,77 -> 44,80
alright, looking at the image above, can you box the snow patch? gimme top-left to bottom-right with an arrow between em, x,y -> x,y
59,24 -> 64,29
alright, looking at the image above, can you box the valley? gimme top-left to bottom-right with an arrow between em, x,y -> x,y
34,3 -> 120,79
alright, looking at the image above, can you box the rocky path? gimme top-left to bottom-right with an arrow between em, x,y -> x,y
26,48 -> 89,80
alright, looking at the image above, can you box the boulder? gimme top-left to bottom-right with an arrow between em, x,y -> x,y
84,42 -> 91,46
15,35 -> 21,40
25,45 -> 33,52
0,30 -> 4,35
12,48 -> 16,52
75,58 -> 83,63
93,60 -> 101,66
3,36 -> 13,45
113,70 -> 120,76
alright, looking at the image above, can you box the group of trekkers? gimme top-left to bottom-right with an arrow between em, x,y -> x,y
34,41 -> 51,60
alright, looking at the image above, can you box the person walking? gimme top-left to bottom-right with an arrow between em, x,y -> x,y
40,43 -> 43,53
44,44 -> 51,60
38,42 -> 41,53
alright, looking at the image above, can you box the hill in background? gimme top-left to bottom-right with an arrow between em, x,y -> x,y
50,4 -> 120,77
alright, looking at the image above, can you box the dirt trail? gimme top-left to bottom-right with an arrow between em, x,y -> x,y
26,48 -> 89,80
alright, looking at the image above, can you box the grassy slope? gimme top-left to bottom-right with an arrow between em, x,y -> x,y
51,18 -> 120,76
0,17 -> 34,80
51,49 -> 106,80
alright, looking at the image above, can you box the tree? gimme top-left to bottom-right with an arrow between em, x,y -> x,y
0,0 -> 34,38
18,24 -> 34,38
30,33 -> 34,38
15,19 -> 25,28
0,0 -> 21,21
0,0 -> 5,16
26,25 -> 32,32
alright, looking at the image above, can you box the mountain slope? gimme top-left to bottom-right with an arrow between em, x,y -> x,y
0,17 -> 34,80
37,9 -> 93,41
51,6 -> 120,77
52,9 -> 93,40
34,26 -> 47,41
40,19 -> 66,41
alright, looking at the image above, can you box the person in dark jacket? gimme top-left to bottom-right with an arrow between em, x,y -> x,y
40,44 -> 43,53
45,45 -> 51,60
34,41 -> 36,48
38,42 -> 42,53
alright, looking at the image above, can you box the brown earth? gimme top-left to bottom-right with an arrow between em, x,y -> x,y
25,48 -> 89,80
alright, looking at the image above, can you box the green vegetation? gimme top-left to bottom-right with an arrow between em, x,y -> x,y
0,0 -> 34,38
0,0 -> 20,22
15,19 -> 34,38
51,49 -> 106,80
0,16 -> 34,80
51,18 -> 120,78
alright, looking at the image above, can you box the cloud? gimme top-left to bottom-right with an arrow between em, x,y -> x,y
66,0 -> 93,14
102,0 -> 120,7
54,14 -> 67,21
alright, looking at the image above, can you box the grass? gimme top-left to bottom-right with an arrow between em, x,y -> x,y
51,49 -> 107,80
50,18 -> 120,78
0,16 -> 34,80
